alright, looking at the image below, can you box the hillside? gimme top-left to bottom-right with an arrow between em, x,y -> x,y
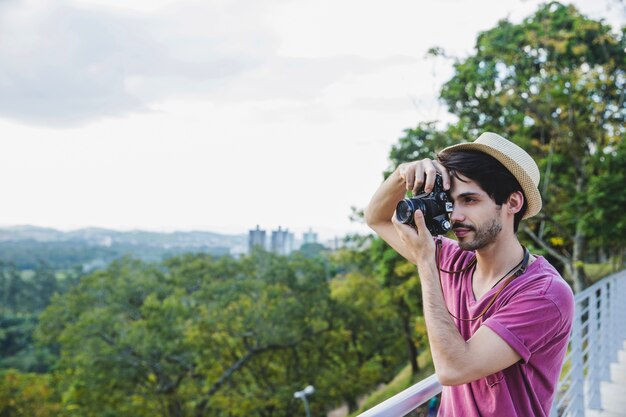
0,225 -> 246,270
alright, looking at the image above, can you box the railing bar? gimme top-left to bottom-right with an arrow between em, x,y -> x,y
356,374 -> 442,417
560,367 -> 573,382
560,401 -> 575,416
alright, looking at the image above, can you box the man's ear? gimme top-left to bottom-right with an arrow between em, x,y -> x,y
507,191 -> 525,215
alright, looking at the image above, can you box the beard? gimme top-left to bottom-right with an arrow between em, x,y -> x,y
454,216 -> 503,251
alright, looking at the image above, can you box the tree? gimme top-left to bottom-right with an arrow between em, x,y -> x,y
583,135 -> 626,266
439,2 -> 626,291
33,262 -> 58,311
327,242 -> 408,413
369,238 -> 424,375
35,250 -> 409,417
385,122 -> 459,177
1,264 -> 26,314
0,370 -> 61,417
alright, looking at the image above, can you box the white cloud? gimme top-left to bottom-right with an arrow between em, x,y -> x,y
0,0 -> 278,125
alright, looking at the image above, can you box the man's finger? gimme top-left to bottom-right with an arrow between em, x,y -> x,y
405,165 -> 416,192
392,212 -> 417,239
432,160 -> 451,190
413,209 -> 432,238
422,166 -> 437,193
413,168 -> 425,195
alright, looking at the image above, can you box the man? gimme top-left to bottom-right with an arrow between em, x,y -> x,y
365,132 -> 574,416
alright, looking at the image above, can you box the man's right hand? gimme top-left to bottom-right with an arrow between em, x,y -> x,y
365,157 -> 451,265
398,158 -> 451,195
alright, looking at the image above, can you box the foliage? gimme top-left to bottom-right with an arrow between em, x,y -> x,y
435,1 -> 626,290
385,122 -> 459,178
0,263 -> 80,373
0,314 -> 56,373
30,250 -> 408,417
0,370 -> 62,417
584,137 -> 626,255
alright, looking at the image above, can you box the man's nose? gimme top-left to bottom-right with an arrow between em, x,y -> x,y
449,206 -> 464,223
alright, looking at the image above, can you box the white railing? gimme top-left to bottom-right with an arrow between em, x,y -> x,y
356,374 -> 441,417
551,269 -> 626,417
357,269 -> 626,417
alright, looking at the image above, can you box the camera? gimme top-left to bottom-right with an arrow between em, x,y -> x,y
395,174 -> 453,235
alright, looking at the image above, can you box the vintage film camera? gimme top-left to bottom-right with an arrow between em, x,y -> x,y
395,174 -> 453,235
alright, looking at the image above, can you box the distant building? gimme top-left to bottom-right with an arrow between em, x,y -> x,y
302,228 -> 318,245
324,236 -> 346,251
248,225 -> 267,252
271,226 -> 294,255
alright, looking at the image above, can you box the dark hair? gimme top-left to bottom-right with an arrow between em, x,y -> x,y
437,150 -> 527,232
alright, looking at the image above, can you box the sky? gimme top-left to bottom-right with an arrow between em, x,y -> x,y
1,0 -> 624,240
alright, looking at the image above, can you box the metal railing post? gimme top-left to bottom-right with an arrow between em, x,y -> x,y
585,288 -> 602,410
618,274 -> 626,342
609,279 -> 619,364
598,280 -> 612,383
570,301 -> 586,417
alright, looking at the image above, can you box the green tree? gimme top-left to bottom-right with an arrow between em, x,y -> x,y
0,370 -> 62,417
33,262 -> 58,311
385,122 -> 458,177
35,250 -> 408,417
1,264 -> 26,314
327,239 -> 409,413
583,135 -> 626,266
438,2 -> 626,291
0,314 -> 56,373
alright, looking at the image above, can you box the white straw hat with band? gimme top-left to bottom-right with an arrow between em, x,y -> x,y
439,132 -> 542,219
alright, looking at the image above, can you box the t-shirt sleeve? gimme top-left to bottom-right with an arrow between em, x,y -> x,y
482,278 -> 572,363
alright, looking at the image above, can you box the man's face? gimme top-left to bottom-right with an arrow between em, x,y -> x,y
448,173 -> 503,251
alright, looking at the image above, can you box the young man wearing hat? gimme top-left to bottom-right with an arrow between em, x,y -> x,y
365,132 -> 574,416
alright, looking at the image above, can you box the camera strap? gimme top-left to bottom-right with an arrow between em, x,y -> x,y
435,239 -> 530,322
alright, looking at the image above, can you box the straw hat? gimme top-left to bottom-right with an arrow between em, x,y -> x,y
440,132 -> 542,219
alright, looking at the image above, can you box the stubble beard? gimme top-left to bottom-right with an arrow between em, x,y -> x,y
457,216 -> 503,251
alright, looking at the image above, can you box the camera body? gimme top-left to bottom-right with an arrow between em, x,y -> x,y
395,174 -> 453,235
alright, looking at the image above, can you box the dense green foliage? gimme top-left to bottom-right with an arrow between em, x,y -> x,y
0,263 -> 81,373
1,245 -> 422,416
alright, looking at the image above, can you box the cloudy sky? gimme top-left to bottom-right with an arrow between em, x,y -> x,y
1,0 -> 623,240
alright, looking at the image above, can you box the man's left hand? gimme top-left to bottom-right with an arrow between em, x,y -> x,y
391,209 -> 436,265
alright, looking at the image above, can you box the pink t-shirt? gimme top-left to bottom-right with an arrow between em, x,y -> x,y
436,237 -> 574,417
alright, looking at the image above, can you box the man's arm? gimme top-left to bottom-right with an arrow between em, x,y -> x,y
391,211 -> 522,386
365,159 -> 450,264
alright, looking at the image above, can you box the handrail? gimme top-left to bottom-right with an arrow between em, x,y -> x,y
357,269 -> 626,417
356,374 -> 441,417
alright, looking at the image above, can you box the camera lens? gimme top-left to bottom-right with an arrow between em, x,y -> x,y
395,199 -> 415,224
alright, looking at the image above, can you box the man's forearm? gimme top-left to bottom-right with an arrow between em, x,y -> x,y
418,259 -> 469,385
364,169 -> 406,227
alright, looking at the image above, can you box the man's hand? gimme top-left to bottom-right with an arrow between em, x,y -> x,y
391,209 -> 436,265
398,159 -> 451,195
366,157 -> 450,265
